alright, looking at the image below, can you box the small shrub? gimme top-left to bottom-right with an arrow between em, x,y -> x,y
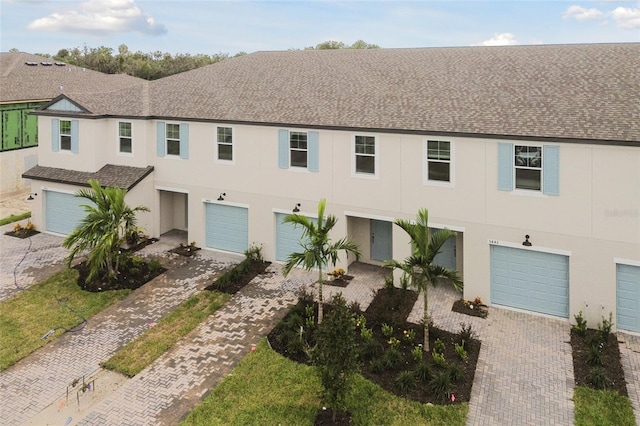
402,328 -> 416,343
432,351 -> 448,368
148,258 -> 162,273
414,361 -> 432,382
384,275 -> 395,293
396,370 -> 417,394
473,296 -> 483,305
360,326 -> 373,341
388,337 -> 401,350
598,312 -> 614,339
586,332 -> 604,349
586,346 -> 604,367
369,358 -> 385,374
383,346 -> 402,370
455,341 -> 468,361
244,243 -> 263,261
399,273 -> 410,291
381,323 -> 394,338
12,222 -> 23,232
572,310 -> 588,335
433,338 -> 446,355
361,338 -> 382,360
429,370 -> 453,403
447,363 -> 464,383
588,367 -> 612,390
411,345 -> 423,363
459,322 -> 476,341
24,220 -> 34,231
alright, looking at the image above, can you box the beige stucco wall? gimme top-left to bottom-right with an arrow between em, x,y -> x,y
29,116 -> 640,328
0,148 -> 38,194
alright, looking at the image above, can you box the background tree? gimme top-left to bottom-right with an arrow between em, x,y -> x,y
313,293 -> 360,422
282,199 -> 361,323
62,179 -> 149,284
385,208 -> 463,351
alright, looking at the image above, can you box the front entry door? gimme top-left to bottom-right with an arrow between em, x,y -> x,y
371,220 -> 392,262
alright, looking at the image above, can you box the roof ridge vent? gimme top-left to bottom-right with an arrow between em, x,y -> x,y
41,62 -> 53,66
54,62 -> 66,66
25,62 -> 38,66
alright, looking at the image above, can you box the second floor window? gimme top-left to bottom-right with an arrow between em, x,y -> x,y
119,122 -> 132,153
217,127 -> 233,161
60,120 -> 71,151
515,145 -> 542,190
355,135 -> 376,174
290,131 -> 308,168
427,140 -> 451,182
166,123 -> 181,156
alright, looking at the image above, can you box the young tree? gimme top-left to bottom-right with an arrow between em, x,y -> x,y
385,208 -> 463,351
313,294 -> 359,422
282,199 -> 361,323
62,179 -> 149,284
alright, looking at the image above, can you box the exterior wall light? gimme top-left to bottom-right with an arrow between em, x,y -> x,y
522,235 -> 532,246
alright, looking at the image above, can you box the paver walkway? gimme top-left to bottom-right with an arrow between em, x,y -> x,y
620,333 -> 640,425
0,239 -> 240,426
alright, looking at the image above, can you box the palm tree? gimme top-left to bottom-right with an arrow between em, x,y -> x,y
282,199 -> 361,323
62,179 -> 150,284
385,208 -> 463,351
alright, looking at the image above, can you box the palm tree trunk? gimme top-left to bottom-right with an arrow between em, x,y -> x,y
317,267 -> 324,324
423,287 -> 430,352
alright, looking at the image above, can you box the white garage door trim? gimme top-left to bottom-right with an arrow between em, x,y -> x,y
490,243 -> 570,318
204,202 -> 248,254
616,262 -> 640,333
44,189 -> 88,235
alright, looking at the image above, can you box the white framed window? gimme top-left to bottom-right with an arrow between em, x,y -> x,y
216,126 -> 233,162
166,123 -> 181,156
118,122 -> 132,154
290,131 -> 308,168
425,139 -> 453,185
60,120 -> 72,151
514,145 -> 542,191
353,135 -> 377,177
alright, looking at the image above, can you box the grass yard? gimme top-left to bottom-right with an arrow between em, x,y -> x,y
181,339 -> 468,426
0,211 -> 30,226
573,386 -> 636,426
102,290 -> 231,377
0,268 -> 130,370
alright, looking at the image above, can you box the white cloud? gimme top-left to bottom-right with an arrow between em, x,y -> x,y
27,0 -> 167,36
563,3 -> 640,29
563,5 -> 606,21
611,6 -> 640,28
480,33 -> 519,46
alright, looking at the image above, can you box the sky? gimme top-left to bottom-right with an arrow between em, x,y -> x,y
1,0 -> 638,56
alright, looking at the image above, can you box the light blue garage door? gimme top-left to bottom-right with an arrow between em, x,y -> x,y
275,212 -> 309,262
45,190 -> 87,235
491,245 -> 569,318
205,203 -> 248,253
617,263 -> 640,333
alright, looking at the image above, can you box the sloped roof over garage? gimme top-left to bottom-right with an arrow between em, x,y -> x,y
22,164 -> 154,190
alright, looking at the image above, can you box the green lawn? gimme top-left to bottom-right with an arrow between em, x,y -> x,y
181,339 -> 468,426
102,290 -> 231,377
573,386 -> 636,426
0,211 -> 31,226
0,268 -> 130,370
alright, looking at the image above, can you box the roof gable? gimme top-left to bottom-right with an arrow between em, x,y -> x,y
41,95 -> 90,113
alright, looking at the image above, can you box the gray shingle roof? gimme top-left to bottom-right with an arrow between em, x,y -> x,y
31,44 -> 640,143
22,164 -> 154,190
0,52 -> 145,103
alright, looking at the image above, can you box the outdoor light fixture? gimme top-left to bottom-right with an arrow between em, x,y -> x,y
26,193 -> 37,201
522,235 -> 532,246
293,203 -> 301,212
217,192 -> 226,201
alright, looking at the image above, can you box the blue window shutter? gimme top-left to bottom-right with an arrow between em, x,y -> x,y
278,129 -> 289,169
497,142 -> 513,191
70,120 -> 79,153
52,119 -> 60,152
308,131 -> 319,172
157,122 -> 165,157
543,145 -> 559,195
180,123 -> 189,159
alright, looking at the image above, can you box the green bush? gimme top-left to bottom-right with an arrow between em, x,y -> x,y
429,370 -> 453,403
572,310 -> 588,335
598,312 -> 614,339
588,367 -> 612,390
447,363 -> 464,383
455,341 -> 468,361
433,338 -> 446,355
414,361 -> 432,383
383,347 -> 402,370
586,346 -> 604,367
381,323 -> 394,338
432,351 -> 448,368
458,322 -> 475,341
369,358 -> 385,374
396,370 -> 417,394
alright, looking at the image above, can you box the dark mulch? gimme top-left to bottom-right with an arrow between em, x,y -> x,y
74,258 -> 166,292
169,244 -> 201,257
268,287 -> 481,409
121,237 -> 158,253
4,229 -> 40,239
327,276 -> 353,288
570,328 -> 628,396
315,408 -> 352,425
451,299 -> 488,318
204,260 -> 271,294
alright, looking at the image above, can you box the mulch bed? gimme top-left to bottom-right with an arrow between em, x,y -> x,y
4,229 -> 40,239
570,328 -> 628,395
268,286 -> 481,409
204,260 -> 271,294
326,275 -> 353,288
451,299 -> 488,318
169,244 -> 201,257
74,258 -> 166,292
